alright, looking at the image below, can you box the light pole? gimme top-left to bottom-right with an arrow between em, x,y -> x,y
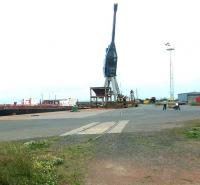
165,43 -> 175,101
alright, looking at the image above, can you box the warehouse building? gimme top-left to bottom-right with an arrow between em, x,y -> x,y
178,92 -> 200,104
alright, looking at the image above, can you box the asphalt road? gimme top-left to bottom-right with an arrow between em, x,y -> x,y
0,105 -> 200,141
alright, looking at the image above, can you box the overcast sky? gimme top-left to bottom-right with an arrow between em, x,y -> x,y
0,0 -> 200,103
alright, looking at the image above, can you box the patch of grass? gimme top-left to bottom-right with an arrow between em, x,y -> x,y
0,137 -> 94,185
0,140 -> 59,185
185,127 -> 200,139
57,141 -> 94,185
24,139 -> 50,150
175,120 -> 200,139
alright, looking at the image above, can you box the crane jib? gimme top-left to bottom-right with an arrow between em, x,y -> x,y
104,3 -> 118,78
112,3 -> 118,43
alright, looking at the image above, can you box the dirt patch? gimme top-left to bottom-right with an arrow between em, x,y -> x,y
86,121 -> 200,185
87,159 -> 200,185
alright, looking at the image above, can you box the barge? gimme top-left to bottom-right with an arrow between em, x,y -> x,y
0,104 -> 72,116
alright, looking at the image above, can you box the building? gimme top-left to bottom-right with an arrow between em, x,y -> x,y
178,92 -> 200,104
42,98 -> 77,106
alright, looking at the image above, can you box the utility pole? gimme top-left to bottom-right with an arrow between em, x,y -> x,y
165,43 -> 175,101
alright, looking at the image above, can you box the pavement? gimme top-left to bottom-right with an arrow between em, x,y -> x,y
0,105 -> 200,141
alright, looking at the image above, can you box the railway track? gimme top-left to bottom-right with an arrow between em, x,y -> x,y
60,120 -> 129,140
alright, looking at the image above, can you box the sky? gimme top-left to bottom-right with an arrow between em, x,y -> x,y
0,0 -> 200,103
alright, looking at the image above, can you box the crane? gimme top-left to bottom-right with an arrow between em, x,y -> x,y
104,3 -> 120,101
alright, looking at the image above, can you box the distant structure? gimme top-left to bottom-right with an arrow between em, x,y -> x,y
90,87 -> 111,107
42,98 -> 77,106
21,98 -> 32,105
90,3 -> 137,108
104,3 -> 120,101
178,92 -> 200,104
130,90 -> 135,101
165,42 -> 175,101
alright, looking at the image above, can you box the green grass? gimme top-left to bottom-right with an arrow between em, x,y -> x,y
185,127 -> 200,139
174,119 -> 200,139
57,141 -> 94,185
0,137 -> 94,185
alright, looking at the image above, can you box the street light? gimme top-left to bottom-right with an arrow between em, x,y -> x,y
165,43 -> 175,101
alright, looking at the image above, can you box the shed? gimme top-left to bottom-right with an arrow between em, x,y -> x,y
178,92 -> 200,103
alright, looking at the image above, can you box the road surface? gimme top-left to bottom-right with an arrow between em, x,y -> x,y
0,105 -> 200,141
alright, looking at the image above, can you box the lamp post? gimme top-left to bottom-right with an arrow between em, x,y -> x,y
165,43 -> 175,101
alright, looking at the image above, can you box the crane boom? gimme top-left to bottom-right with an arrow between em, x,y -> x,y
104,3 -> 118,78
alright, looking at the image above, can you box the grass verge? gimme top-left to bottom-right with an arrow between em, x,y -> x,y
0,137 -> 94,185
183,120 -> 200,139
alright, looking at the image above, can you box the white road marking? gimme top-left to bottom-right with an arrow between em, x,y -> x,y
60,120 -> 129,136
60,122 -> 99,136
78,122 -> 115,135
108,120 -> 129,133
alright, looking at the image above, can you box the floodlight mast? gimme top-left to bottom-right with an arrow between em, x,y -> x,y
166,46 -> 175,101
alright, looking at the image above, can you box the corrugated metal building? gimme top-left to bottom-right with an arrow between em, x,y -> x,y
178,92 -> 200,104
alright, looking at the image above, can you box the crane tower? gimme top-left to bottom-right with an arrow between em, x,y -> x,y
104,3 -> 120,101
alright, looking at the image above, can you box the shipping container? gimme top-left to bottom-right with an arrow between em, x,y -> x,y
188,96 -> 196,104
196,96 -> 200,103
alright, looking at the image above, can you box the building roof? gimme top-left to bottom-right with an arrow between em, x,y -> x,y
178,92 -> 200,96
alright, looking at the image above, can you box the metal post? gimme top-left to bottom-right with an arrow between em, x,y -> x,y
170,50 -> 173,101
90,88 -> 92,107
167,47 -> 175,101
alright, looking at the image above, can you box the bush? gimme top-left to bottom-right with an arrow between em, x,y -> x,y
24,139 -> 50,150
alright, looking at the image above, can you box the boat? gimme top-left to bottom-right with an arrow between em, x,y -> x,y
0,104 -> 72,116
